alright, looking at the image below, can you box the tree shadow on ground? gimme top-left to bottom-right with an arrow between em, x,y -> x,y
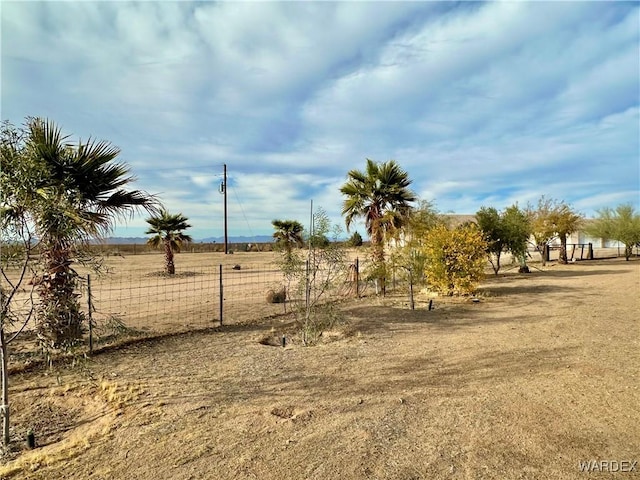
478,283 -> 579,297
484,267 -> 629,281
374,344 -> 580,392
534,268 -> 631,278
342,301 -> 550,336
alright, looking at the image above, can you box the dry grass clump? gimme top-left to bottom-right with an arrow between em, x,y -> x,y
265,286 -> 286,303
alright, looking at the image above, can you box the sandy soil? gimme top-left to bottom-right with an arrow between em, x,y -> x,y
1,258 -> 638,479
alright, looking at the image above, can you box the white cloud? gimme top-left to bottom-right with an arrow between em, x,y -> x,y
2,1 -> 638,238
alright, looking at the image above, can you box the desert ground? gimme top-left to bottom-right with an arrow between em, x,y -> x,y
1,256 -> 638,479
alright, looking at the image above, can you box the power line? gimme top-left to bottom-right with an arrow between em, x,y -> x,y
132,165 -> 226,175
231,184 -> 262,245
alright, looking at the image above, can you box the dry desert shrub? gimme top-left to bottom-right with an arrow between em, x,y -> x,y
265,286 -> 286,303
258,334 -> 284,347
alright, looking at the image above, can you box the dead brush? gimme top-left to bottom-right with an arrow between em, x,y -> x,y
98,380 -> 144,410
265,286 -> 286,304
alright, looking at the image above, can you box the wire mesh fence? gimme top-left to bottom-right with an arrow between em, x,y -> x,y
2,251 -> 373,354
84,264 -> 221,341
78,252 -> 366,350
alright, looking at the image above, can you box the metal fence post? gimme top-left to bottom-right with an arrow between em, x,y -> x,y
355,257 -> 360,298
219,264 -> 223,326
87,274 -> 93,355
408,268 -> 415,310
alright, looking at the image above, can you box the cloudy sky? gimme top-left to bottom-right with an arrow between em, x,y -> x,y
2,1 -> 639,240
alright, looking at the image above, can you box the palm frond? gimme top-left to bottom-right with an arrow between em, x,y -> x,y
340,158 -> 415,241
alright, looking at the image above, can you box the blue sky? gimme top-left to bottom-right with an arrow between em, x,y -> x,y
2,1 -> 639,240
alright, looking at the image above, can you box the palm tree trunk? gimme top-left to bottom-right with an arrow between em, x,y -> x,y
371,228 -> 386,295
37,244 -> 85,348
164,239 -> 175,274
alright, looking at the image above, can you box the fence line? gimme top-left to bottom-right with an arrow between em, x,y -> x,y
80,255 -> 367,349
4,245 -> 635,360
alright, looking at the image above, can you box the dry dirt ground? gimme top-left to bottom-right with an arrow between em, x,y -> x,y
1,258 -> 638,479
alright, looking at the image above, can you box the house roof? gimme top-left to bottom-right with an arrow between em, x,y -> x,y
442,214 -> 477,226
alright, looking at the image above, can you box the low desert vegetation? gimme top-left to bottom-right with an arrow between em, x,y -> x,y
273,208 -> 349,345
265,286 -> 287,304
2,119 -> 639,461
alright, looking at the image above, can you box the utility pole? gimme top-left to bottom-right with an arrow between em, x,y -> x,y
223,163 -> 228,255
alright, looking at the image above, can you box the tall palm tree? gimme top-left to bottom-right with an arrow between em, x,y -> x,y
272,219 -> 304,257
340,159 -> 416,289
24,118 -> 158,348
145,210 -> 192,274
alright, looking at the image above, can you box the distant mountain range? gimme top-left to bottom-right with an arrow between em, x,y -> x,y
103,235 -> 273,245
200,235 -> 273,244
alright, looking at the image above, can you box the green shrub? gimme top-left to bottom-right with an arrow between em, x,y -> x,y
348,231 -> 363,247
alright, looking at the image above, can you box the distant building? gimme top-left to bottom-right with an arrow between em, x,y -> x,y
389,214 -> 632,261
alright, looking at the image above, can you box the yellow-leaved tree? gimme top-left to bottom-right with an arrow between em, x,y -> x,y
422,223 -> 487,296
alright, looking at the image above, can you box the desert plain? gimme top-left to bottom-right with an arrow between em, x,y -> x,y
1,253 -> 638,480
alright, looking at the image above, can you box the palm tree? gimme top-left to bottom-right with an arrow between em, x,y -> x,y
145,210 -> 192,274
340,159 -> 416,290
24,118 -> 158,348
272,219 -> 304,257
